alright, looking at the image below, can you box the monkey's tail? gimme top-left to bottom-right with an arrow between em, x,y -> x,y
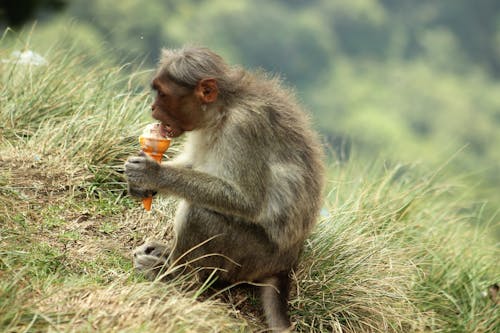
260,272 -> 293,332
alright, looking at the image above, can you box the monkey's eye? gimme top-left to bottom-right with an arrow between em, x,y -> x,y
152,89 -> 166,99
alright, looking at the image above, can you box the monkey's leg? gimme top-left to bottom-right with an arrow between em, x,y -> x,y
133,241 -> 171,280
260,271 -> 293,332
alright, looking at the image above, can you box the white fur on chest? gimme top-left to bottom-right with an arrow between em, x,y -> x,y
184,130 -> 227,175
173,199 -> 190,234
172,131 -> 222,234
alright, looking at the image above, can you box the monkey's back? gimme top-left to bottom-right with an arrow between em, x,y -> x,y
224,73 -> 325,251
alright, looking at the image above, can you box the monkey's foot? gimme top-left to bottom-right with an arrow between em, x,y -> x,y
133,241 -> 170,280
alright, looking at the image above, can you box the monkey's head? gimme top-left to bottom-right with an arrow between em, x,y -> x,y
150,47 -> 234,138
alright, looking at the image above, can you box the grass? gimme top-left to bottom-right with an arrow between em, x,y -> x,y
293,162 -> 498,332
1,36 -> 498,332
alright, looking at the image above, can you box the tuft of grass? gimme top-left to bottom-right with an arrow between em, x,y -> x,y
1,270 -> 249,333
0,269 -> 69,333
0,30 -> 178,191
292,162 -> 499,332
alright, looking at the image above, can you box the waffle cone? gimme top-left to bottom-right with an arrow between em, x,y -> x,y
139,136 -> 171,211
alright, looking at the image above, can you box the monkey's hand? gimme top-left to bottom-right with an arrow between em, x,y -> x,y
125,152 -> 160,198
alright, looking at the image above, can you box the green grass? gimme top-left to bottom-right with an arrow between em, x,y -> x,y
292,162 -> 498,332
0,36 -> 498,332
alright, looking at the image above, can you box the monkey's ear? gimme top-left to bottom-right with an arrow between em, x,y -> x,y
196,79 -> 218,103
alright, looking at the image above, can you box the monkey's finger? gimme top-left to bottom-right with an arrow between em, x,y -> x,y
128,185 -> 155,198
126,156 -> 148,165
124,163 -> 143,172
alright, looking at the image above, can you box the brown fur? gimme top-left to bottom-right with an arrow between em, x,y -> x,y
126,46 -> 325,331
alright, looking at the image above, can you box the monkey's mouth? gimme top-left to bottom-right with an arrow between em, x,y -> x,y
160,124 -> 170,137
161,123 -> 183,138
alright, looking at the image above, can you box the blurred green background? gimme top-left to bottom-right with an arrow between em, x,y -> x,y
1,0 -> 499,236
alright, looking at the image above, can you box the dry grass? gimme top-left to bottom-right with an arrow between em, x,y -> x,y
35,281 -> 249,333
0,147 -> 257,332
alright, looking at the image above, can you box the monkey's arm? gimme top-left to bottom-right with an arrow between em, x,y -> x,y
161,165 -> 260,217
125,153 -> 263,219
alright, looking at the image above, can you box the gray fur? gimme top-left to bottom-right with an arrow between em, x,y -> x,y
126,46 -> 325,331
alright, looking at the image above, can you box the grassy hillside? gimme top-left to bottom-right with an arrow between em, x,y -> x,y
1,44 -> 498,332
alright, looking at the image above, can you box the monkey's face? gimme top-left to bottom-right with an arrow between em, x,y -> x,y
150,77 -> 218,138
150,78 -> 201,138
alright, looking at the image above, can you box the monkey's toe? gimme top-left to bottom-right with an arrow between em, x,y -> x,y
133,241 -> 170,279
134,241 -> 170,258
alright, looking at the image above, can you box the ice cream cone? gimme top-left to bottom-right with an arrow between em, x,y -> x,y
138,124 -> 171,211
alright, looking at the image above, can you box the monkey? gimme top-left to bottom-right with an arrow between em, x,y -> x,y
125,46 -> 325,332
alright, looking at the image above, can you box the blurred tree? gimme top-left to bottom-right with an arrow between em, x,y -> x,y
66,0 -> 176,64
380,0 -> 500,76
0,0 -> 66,28
176,0 -> 333,89
317,0 -> 391,59
430,0 -> 500,76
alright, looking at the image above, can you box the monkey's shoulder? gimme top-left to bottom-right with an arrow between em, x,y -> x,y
227,99 -> 309,135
